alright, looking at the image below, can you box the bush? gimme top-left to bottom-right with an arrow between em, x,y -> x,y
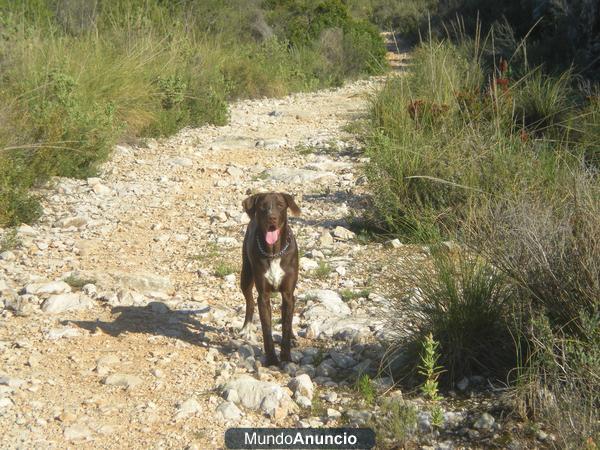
385,249 -> 517,385
466,175 -> 600,446
0,0 -> 387,227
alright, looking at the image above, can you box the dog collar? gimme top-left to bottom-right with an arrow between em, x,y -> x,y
256,233 -> 292,259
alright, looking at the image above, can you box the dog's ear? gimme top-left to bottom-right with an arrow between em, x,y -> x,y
282,193 -> 301,216
242,194 -> 259,218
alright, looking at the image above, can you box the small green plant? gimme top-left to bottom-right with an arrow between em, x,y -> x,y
313,261 -> 332,279
0,229 -> 21,252
190,243 -> 219,262
371,398 -> 418,447
355,373 -> 376,404
311,389 -> 326,417
63,274 -> 95,290
340,288 -> 371,301
214,261 -> 236,278
419,333 -> 445,428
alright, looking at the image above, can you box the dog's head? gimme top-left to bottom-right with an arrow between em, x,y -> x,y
243,192 -> 301,245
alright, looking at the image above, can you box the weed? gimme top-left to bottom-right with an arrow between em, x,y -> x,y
340,288 -> 371,301
0,229 -> 21,252
355,373 -> 376,404
371,397 -> 417,447
63,274 -> 96,290
313,261 -> 332,280
311,389 -> 326,417
214,261 -> 236,278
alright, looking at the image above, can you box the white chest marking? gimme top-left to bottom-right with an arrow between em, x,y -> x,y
264,258 -> 285,289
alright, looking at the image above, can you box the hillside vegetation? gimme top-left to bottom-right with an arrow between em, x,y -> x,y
363,15 -> 599,449
0,0 -> 386,227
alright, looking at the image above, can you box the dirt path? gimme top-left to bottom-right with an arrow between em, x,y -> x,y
1,69 -> 427,448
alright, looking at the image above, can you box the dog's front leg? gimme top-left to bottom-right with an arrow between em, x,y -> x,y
280,291 -> 295,363
256,287 -> 278,366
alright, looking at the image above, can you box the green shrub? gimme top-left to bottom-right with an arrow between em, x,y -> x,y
0,0 -> 386,226
386,250 -> 517,385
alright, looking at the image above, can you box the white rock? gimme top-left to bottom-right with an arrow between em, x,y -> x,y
216,401 -> 242,421
0,251 -> 16,261
299,257 -> 319,271
174,398 -> 202,421
17,224 -> 37,236
25,281 -> 72,296
223,273 -> 236,284
223,375 -> 297,418
0,397 -> 13,410
295,395 -> 312,409
333,226 -> 355,241
45,327 -> 81,340
168,157 -> 193,167
64,424 -> 93,441
41,293 -> 93,314
327,408 -> 342,419
0,376 -> 25,388
103,373 -> 143,390
93,184 -> 111,195
303,290 -> 351,317
288,374 -> 313,400
386,239 -> 403,248
262,167 -> 336,184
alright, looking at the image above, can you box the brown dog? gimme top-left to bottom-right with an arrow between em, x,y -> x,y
240,192 -> 301,366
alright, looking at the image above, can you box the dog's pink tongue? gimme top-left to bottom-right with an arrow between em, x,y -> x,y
265,229 -> 280,245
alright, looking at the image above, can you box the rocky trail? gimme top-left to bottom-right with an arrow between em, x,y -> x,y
0,44 -> 536,449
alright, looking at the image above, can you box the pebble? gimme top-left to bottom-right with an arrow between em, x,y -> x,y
103,374 -> 143,390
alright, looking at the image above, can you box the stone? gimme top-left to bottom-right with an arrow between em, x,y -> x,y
288,374 -> 313,399
0,376 -> 25,388
24,281 -> 71,296
329,351 -> 356,369
319,231 -> 334,247
216,401 -> 242,421
45,327 -> 81,340
295,395 -> 312,409
302,290 -> 351,317
327,408 -> 342,419
262,167 -> 336,184
346,409 -> 372,426
41,293 -> 93,314
168,157 -> 193,167
0,251 -> 16,261
103,374 -> 143,390
93,184 -> 111,195
64,423 -> 93,441
56,216 -> 88,229
473,412 -> 495,430
303,160 -> 353,171
17,224 -> 37,236
386,239 -> 403,248
0,397 -> 13,410
223,375 -> 296,418
299,257 -> 319,271
174,398 -> 202,421
316,360 -> 337,378
111,272 -> 173,294
209,136 -> 256,151
333,226 -> 355,241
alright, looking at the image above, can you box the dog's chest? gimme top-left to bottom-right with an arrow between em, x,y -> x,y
264,258 -> 284,289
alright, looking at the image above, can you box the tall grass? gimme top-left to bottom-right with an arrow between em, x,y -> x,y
0,0 -> 386,227
369,24 -> 599,447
